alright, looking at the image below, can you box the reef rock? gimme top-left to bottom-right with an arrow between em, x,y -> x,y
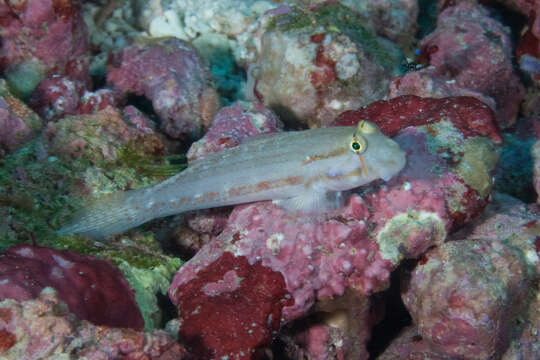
388,1 -> 524,128
402,238 -> 530,359
0,0 -> 91,98
107,37 -> 219,139
246,3 -> 403,128
29,76 -> 86,121
44,106 -> 163,166
397,193 -> 539,359
0,80 -> 42,158
187,100 -> 283,163
29,77 -> 120,121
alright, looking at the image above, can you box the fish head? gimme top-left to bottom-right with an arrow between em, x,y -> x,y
329,121 -> 406,190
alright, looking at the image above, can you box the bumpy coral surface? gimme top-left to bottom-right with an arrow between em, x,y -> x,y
107,37 -> 218,139
0,288 -> 187,359
0,0 -> 91,97
399,192 -> 539,359
0,80 -> 42,158
402,239 -> 530,359
0,245 -> 144,329
168,95 -> 501,358
247,3 -> 403,128
388,1 -> 524,128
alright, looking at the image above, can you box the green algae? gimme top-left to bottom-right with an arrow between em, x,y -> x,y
117,140 -> 187,177
377,210 -> 446,264
3,60 -> 46,100
266,3 -> 402,72
0,140 -> 73,251
0,136 -> 181,266
0,138 -> 184,331
119,256 -> 183,330
456,137 -> 499,197
421,120 -> 500,196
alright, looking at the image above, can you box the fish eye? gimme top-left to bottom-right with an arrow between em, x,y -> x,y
350,135 -> 367,153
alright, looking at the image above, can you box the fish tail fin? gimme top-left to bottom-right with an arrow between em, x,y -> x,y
57,188 -> 151,239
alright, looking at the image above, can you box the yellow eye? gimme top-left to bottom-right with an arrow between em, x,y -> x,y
357,120 -> 379,134
350,135 -> 367,153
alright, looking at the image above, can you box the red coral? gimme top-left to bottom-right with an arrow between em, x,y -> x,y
333,95 -> 501,144
0,245 -> 144,330
170,252 -> 293,359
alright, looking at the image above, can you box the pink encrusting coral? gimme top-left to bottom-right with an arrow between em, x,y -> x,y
107,37 -> 219,139
388,1 -> 525,128
29,77 -> 120,121
0,245 -> 144,330
0,0 -> 91,92
334,95 -> 501,143
172,252 -> 292,359
0,289 -> 188,359
168,95 -> 501,358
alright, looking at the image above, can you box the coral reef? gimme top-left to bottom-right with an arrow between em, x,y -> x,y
277,291 -> 375,359
29,77 -> 120,121
508,0 -> 540,84
44,107 -> 164,166
0,288 -> 188,359
0,0 -> 539,358
29,76 -> 86,121
381,193 -> 539,359
0,105 -> 183,331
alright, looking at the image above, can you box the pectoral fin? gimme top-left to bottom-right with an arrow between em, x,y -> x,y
274,190 -> 345,214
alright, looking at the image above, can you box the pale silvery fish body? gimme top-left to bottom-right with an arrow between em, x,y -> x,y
58,121 -> 406,238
